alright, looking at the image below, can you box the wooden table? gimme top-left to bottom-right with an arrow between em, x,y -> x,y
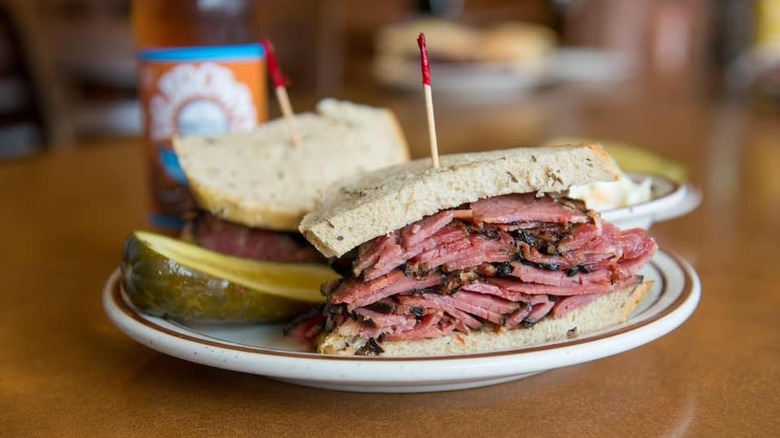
2,86 -> 778,437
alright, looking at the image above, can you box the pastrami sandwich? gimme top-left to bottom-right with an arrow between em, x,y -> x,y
294,144 -> 657,356
172,99 -> 410,264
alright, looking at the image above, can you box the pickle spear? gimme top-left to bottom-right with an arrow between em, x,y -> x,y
121,231 -> 338,323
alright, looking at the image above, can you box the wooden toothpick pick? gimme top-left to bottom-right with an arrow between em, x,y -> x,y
417,32 -> 440,169
261,39 -> 302,147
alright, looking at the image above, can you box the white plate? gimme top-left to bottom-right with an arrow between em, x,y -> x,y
601,173 -> 701,230
373,49 -> 632,99
373,54 -> 551,100
103,249 -> 699,393
550,49 -> 634,84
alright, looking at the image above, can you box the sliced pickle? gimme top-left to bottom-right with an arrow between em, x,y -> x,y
121,231 -> 338,323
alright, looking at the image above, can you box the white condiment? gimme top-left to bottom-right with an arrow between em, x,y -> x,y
568,172 -> 652,211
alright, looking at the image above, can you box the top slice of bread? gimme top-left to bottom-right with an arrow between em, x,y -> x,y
299,144 -> 619,257
172,99 -> 410,232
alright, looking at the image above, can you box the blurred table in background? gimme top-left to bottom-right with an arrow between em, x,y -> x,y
8,0 -> 777,159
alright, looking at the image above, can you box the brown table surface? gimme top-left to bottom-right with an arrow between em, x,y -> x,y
2,86 -> 779,437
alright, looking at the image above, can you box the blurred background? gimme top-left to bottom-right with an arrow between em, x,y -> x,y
0,0 -> 778,159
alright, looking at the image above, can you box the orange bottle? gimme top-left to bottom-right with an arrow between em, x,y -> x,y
132,0 -> 268,229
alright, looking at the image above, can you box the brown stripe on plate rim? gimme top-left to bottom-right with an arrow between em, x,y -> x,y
111,250 -> 692,362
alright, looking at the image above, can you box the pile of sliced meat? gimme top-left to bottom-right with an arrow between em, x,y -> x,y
192,213 -> 325,264
291,194 -> 656,353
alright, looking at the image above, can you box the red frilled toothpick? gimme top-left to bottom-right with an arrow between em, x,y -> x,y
418,33 -> 440,169
261,39 -> 302,147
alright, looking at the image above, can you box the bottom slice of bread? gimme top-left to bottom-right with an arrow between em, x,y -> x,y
317,281 -> 653,356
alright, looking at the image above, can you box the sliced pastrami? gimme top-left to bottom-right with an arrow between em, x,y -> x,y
508,261 -> 612,287
489,275 -> 640,296
471,194 -> 589,225
353,233 -> 401,275
362,240 -> 406,281
437,291 -> 516,325
504,303 -> 533,328
359,224 -> 469,281
301,192 -> 658,350
619,230 -> 658,260
449,290 -> 519,315
328,270 -> 404,305
399,210 -> 456,249
442,231 -> 514,270
461,281 -> 558,305
397,294 -> 484,330
619,239 -> 658,272
330,270 -> 443,309
355,210 -> 472,280
350,273 -> 443,309
460,281 -> 529,303
409,238 -> 473,272
383,312 -> 445,341
284,309 -> 324,344
353,307 -> 417,331
410,230 -> 515,273
193,213 -> 324,263
404,223 -> 468,261
519,241 -> 615,271
551,293 -> 601,318
524,298 -> 556,324
553,222 -> 602,253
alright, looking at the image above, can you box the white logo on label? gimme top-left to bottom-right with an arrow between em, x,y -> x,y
148,62 -> 257,141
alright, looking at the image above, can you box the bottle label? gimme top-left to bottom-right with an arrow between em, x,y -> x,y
138,44 -> 267,229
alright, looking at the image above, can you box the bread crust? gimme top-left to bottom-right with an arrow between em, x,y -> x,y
300,144 -> 619,257
317,281 -> 653,357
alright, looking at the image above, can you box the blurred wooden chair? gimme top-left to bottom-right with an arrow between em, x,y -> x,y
39,0 -> 140,139
0,0 -> 73,158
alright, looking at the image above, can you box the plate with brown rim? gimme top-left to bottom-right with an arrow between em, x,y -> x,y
103,249 -> 699,393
